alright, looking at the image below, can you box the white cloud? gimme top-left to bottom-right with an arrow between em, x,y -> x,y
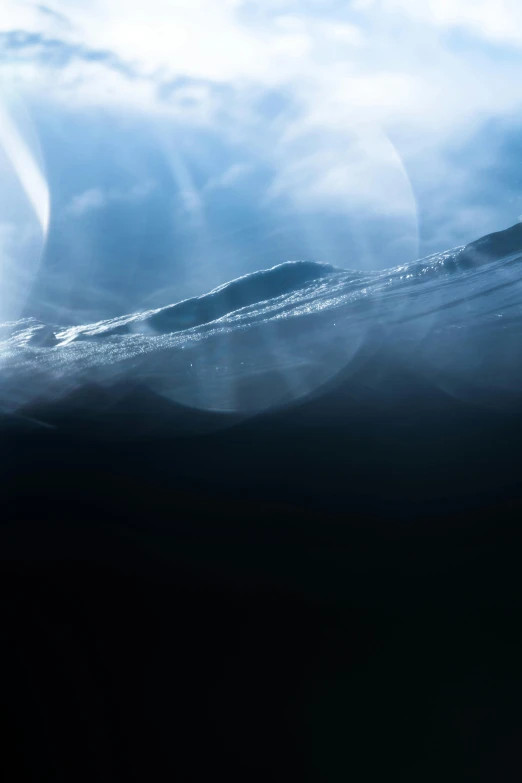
268,125 -> 416,216
383,0 -> 522,46
203,163 -> 254,192
1,0 -> 520,139
67,180 -> 156,217
67,188 -> 105,216
0,1 -> 520,112
2,0 -> 522,254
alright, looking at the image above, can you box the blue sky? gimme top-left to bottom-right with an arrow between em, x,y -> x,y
2,0 -> 522,323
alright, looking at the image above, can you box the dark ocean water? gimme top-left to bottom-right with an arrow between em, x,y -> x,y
2,223 -> 522,781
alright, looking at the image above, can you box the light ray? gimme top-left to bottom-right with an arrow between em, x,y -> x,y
0,100 -> 50,236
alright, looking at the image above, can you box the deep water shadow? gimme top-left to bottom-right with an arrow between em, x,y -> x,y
1,355 -> 522,781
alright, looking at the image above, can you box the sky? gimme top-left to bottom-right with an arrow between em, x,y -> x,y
2,0 -> 522,323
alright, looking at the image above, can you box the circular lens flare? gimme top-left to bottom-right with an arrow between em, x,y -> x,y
140,119 -> 419,416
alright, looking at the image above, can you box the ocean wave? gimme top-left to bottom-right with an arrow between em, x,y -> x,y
2,222 -> 522,423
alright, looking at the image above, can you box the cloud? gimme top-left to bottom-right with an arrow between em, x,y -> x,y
203,163 -> 254,192
66,180 -> 156,217
66,188 -> 105,216
1,0 -> 522,259
0,30 -> 135,76
0,0 -> 519,148
383,0 -> 522,46
267,126 -> 417,218
36,5 -> 71,27
0,1 -> 517,140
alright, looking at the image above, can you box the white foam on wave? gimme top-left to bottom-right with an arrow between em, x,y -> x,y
1,224 -> 522,420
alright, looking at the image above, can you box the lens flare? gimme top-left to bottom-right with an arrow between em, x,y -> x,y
0,93 -> 50,322
138,119 -> 420,415
0,102 -> 50,236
